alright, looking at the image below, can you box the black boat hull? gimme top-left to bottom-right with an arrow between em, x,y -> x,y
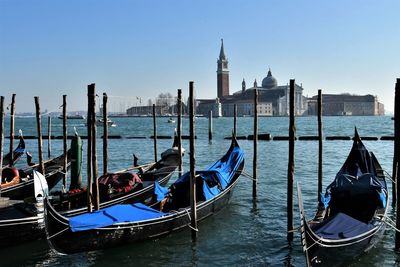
304,217 -> 386,267
45,161 -> 244,254
298,129 -> 389,267
1,152 -> 69,199
0,202 -> 44,248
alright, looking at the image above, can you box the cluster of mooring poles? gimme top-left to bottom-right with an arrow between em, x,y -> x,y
3,77 -> 400,249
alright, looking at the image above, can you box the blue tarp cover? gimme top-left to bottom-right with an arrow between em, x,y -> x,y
154,145 -> 244,202
314,212 -> 374,239
154,181 -> 169,202
69,203 -> 167,232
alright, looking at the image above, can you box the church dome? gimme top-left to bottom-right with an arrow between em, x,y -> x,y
261,69 -> 277,89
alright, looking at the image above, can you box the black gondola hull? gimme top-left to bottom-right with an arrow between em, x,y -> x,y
304,220 -> 385,267
298,129 -> 389,267
1,152 -> 70,199
45,161 -> 244,254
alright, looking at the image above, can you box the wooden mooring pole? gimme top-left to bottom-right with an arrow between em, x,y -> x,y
189,81 -> 198,240
9,94 -> 15,167
394,79 -> 400,250
208,110 -> 213,140
253,89 -> 258,200
62,95 -> 68,190
317,90 -> 323,205
47,116 -> 52,158
393,80 -> 400,208
87,85 -> 94,213
177,89 -> 183,176
34,97 -> 45,175
287,79 -> 296,242
153,104 -> 157,162
0,96 -> 4,192
91,85 -> 99,211
234,104 -> 237,137
103,93 -> 108,175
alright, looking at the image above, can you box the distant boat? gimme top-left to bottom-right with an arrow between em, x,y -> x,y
58,114 -> 85,120
85,118 -> 116,127
167,117 -> 175,123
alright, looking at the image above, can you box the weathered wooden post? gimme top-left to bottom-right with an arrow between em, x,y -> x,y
189,81 -> 198,240
87,85 -> 94,212
34,97 -> 45,175
62,95 -> 68,190
253,89 -> 258,200
317,90 -> 323,205
287,79 -> 296,242
90,85 -> 99,211
0,96 -> 4,192
234,103 -> 237,137
153,104 -> 157,162
177,89 -> 183,176
103,93 -> 108,175
9,94 -> 15,166
208,110 -> 213,140
47,116 -> 52,158
394,79 -> 400,250
393,80 -> 400,207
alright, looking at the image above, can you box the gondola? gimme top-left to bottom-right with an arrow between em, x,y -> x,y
1,151 -> 71,199
0,171 -> 48,248
298,129 -> 388,267
44,136 -> 244,254
50,136 -> 182,217
1,132 -> 25,167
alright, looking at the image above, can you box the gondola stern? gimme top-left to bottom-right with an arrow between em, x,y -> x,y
296,182 -> 312,267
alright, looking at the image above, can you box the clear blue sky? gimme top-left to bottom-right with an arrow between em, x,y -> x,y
1,0 -> 399,113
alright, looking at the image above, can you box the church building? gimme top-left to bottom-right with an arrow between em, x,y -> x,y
196,40 -> 308,117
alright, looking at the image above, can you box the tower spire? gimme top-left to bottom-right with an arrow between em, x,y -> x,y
219,39 -> 226,60
217,39 -> 229,98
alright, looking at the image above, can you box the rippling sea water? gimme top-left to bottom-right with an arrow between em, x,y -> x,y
0,115 -> 398,266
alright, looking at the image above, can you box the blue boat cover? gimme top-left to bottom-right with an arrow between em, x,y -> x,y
154,145 -> 244,202
314,212 -> 374,239
69,203 -> 167,232
154,181 -> 169,201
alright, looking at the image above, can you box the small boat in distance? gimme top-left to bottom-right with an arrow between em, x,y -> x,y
58,114 -> 85,120
167,117 -> 175,123
298,128 -> 388,267
85,118 -> 117,127
96,118 -> 117,127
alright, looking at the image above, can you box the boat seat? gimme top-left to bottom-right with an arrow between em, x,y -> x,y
328,189 -> 380,223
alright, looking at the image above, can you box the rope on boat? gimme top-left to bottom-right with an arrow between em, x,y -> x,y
185,209 -> 199,232
384,170 -> 396,184
241,171 -> 256,181
47,227 -> 69,240
287,225 -> 301,233
380,215 -> 400,233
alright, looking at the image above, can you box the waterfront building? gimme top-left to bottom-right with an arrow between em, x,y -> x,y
307,94 -> 385,116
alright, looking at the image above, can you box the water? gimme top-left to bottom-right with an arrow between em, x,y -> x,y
0,115 -> 398,266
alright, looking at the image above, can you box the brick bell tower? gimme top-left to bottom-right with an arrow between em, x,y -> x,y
217,39 -> 229,99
